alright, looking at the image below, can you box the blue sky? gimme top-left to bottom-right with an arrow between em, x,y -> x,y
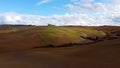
0,0 -> 105,16
0,0 -> 120,26
0,0 -> 71,16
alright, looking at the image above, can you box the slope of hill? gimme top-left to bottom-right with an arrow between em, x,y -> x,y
0,39 -> 120,68
0,26 -> 46,52
40,26 -> 106,46
0,25 -> 120,68
0,26 -> 119,52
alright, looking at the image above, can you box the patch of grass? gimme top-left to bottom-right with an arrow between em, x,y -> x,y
40,26 -> 107,46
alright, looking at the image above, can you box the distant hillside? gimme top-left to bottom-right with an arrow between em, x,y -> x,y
0,24 -> 33,29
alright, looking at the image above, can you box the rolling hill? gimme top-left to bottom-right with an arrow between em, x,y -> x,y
0,25 -> 120,68
40,26 -> 106,46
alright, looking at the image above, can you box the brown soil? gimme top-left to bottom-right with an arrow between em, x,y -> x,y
0,26 -> 120,68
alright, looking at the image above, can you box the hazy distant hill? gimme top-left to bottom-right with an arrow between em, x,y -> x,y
0,24 -> 33,29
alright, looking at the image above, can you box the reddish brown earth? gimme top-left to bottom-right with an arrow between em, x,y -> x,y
0,26 -> 120,68
0,26 -> 47,51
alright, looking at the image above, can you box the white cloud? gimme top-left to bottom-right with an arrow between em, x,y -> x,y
0,0 -> 119,26
37,0 -> 51,5
66,0 -> 109,14
112,0 -> 120,4
0,12 -> 120,26
65,0 -> 120,26
71,0 -> 94,3
0,0 -> 120,26
0,12 -> 94,26
0,12 -> 47,25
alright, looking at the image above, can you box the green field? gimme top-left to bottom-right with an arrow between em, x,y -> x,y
40,26 -> 107,46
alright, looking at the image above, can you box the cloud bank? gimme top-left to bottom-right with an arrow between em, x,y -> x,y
66,0 -> 120,26
0,12 -> 119,26
0,0 -> 120,26
0,12 -> 95,26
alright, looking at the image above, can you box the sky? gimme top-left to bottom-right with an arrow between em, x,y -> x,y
0,0 -> 120,26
